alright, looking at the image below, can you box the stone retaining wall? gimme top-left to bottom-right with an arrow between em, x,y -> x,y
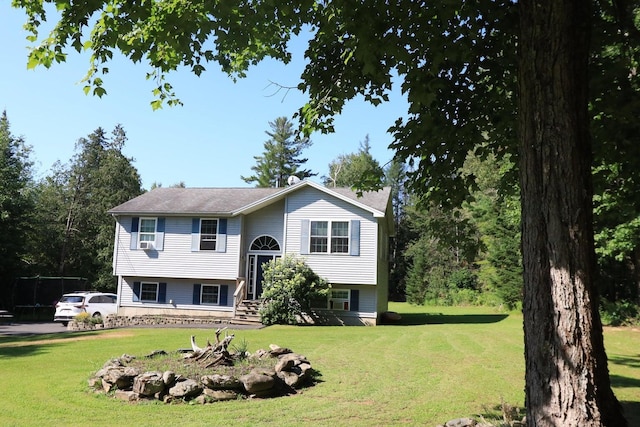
68,314 -> 237,331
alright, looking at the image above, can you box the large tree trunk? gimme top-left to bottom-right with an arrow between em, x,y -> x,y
518,0 -> 626,425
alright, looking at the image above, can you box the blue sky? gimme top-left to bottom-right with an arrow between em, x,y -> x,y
1,4 -> 409,190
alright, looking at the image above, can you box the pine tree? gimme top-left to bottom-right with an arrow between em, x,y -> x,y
241,117 -> 317,188
242,117 -> 315,188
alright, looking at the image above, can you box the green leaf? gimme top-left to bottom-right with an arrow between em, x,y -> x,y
93,87 -> 107,97
26,54 -> 40,70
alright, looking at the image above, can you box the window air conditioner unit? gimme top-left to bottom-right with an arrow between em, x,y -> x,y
139,241 -> 154,250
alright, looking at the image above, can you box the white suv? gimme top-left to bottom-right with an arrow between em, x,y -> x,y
53,292 -> 118,326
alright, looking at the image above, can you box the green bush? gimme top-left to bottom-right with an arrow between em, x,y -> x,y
74,312 -> 91,324
450,288 -> 482,305
600,299 -> 639,326
449,268 -> 479,290
259,255 -> 329,325
410,267 -> 482,306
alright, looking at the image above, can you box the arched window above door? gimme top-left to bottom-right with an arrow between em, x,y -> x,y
250,235 -> 280,251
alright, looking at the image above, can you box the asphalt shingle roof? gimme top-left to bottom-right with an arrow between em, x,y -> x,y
108,182 -> 391,216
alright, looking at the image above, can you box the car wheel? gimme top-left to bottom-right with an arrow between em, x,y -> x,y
92,312 -> 101,318
61,322 -> 68,327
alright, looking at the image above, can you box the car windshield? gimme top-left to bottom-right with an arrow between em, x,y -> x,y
59,296 -> 84,303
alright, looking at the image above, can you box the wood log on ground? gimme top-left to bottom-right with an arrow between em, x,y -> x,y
184,328 -> 235,367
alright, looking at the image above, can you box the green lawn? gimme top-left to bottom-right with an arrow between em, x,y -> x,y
0,303 -> 638,426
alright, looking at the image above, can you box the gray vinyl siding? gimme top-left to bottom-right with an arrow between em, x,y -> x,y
285,187 -> 379,285
244,200 -> 285,251
119,277 -> 234,312
357,286 -> 377,313
328,285 -> 377,313
113,216 -> 240,280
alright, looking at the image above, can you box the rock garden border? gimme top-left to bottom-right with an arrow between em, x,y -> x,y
89,335 -> 317,404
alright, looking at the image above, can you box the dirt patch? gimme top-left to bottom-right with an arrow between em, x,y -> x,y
0,330 -> 135,347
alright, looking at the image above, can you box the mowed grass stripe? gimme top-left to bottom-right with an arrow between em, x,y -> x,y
0,304 -> 637,426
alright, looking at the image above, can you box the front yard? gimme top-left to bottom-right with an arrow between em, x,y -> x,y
0,303 -> 638,426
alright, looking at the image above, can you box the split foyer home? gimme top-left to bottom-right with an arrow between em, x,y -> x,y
108,180 -> 394,325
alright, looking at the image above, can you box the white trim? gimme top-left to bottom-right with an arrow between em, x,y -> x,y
112,218 -> 120,274
138,217 -> 157,249
248,234 -> 281,251
140,281 -> 159,302
232,180 -> 386,218
199,218 -> 219,250
308,219 -> 351,255
200,284 -> 221,305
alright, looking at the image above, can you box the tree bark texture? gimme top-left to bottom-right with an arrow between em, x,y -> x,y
518,0 -> 626,425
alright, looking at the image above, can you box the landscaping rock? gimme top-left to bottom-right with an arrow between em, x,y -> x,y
268,344 -> 292,357
277,370 -> 300,388
240,371 -> 276,394
102,366 -> 140,390
201,374 -> 243,390
203,388 -> 240,401
444,418 -> 477,427
114,390 -> 138,402
145,350 -> 167,358
194,394 -> 209,405
276,353 -> 308,370
162,370 -> 176,386
87,377 -> 102,389
169,378 -> 202,398
133,371 -> 165,397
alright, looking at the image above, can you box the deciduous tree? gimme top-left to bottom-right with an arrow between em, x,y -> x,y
33,126 -> 142,290
323,135 -> 384,189
0,111 -> 35,307
13,0 -> 631,423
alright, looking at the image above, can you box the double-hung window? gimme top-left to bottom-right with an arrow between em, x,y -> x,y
310,221 -> 328,253
200,219 -> 218,250
139,218 -> 157,248
200,284 -> 220,305
310,220 -> 349,254
140,282 -> 159,302
330,221 -> 349,253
